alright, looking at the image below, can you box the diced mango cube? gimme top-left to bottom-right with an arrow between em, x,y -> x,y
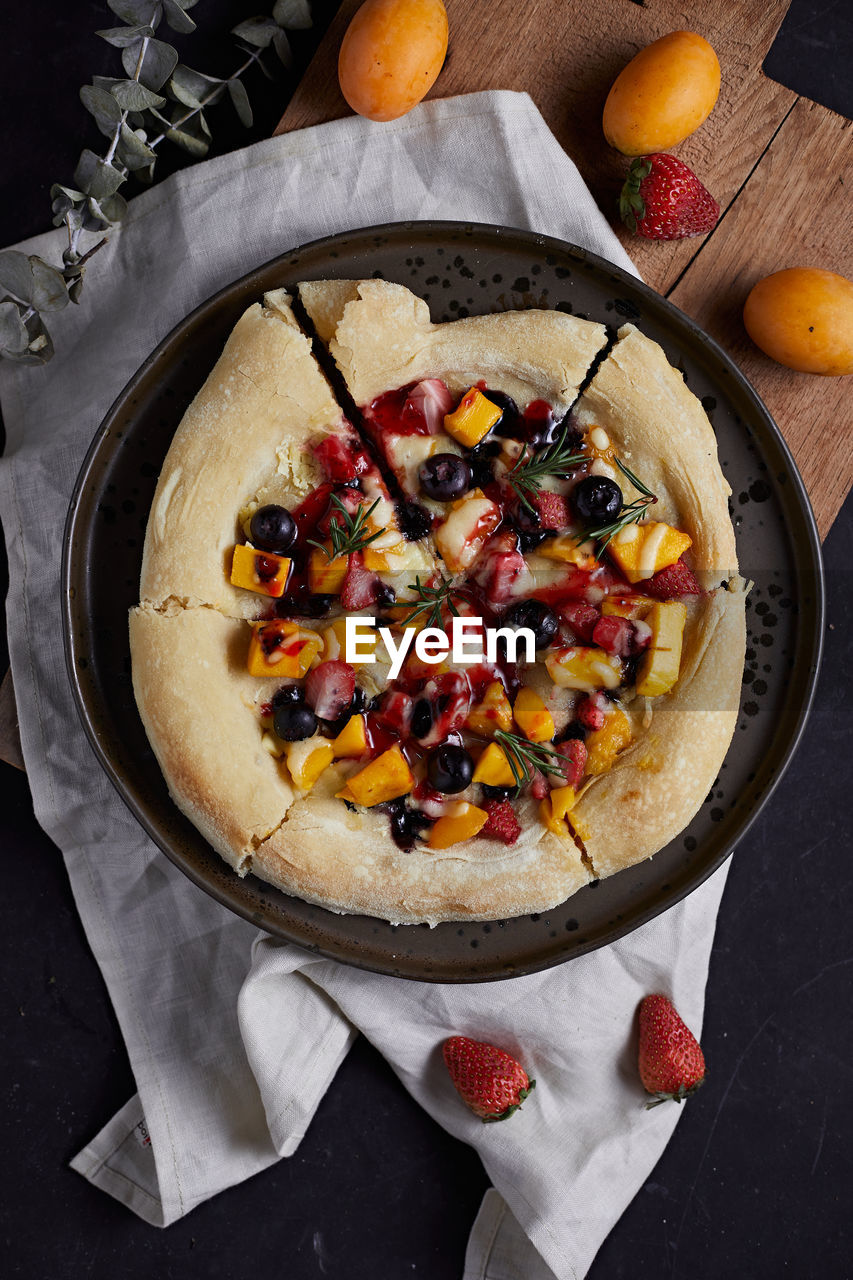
539,785 -> 576,835
545,646 -> 623,691
284,737 -> 334,791
332,714 -> 368,759
443,388 -> 502,448
363,542 -> 405,572
513,687 -> 555,743
308,545 -> 349,594
601,594 -> 653,619
636,601 -> 687,697
467,681 -> 513,736
339,745 -> 414,807
607,522 -> 692,584
472,742 -> 517,787
247,621 -> 323,678
429,802 -> 489,849
230,543 -> 291,598
585,706 -> 633,776
537,535 -> 596,568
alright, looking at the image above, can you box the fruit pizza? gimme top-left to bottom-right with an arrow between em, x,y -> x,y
130,281 -> 745,924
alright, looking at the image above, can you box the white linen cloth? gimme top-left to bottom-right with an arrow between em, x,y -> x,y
0,91 -> 729,1278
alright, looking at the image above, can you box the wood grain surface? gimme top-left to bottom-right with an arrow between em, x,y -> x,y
276,0 -> 852,539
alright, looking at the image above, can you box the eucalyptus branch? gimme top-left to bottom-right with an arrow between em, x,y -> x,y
0,0 -> 313,366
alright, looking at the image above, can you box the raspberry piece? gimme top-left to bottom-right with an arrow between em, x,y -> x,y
533,491 -> 571,530
530,769 -> 549,801
482,799 -> 521,846
555,738 -> 587,788
341,552 -> 379,610
646,560 -> 701,599
592,614 -> 634,656
560,602 -> 600,641
576,692 -> 607,731
312,435 -> 370,483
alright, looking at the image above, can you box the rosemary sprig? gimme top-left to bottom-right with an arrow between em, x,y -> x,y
493,730 -> 565,788
307,496 -> 384,560
400,574 -> 464,629
506,423 -> 586,513
581,458 -> 658,551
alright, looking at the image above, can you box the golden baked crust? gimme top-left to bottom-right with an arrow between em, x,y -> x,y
130,603 -> 292,871
299,278 -> 609,409
130,284 -> 745,925
139,289 -> 344,619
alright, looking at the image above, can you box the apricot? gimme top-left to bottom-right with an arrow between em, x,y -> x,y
603,31 -> 720,156
743,268 -> 853,376
338,0 -> 448,123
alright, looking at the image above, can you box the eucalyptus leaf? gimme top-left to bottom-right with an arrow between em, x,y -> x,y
110,78 -> 166,110
108,0 -> 162,24
68,278 -> 85,305
24,313 -> 55,364
166,123 -> 209,157
93,76 -> 125,93
100,192 -> 129,224
273,0 -> 312,30
0,254 -> 34,305
272,28 -> 294,70
161,0 -> 196,34
123,36 -> 178,90
29,258 -> 70,313
83,199 -> 113,231
0,301 -> 30,354
80,84 -> 124,139
227,76 -> 253,127
169,63 -> 223,109
74,150 -> 126,200
96,23 -> 155,48
116,123 -> 157,169
231,17 -> 278,48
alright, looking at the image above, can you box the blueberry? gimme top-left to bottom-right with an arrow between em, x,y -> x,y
411,699 -> 433,739
419,454 -> 472,501
250,504 -> 297,553
481,784 -> 518,801
386,798 -> 431,851
278,593 -> 334,619
483,390 -> 521,434
350,686 -> 368,715
502,599 -> 559,648
271,685 -> 301,709
427,742 -> 474,794
375,583 -> 397,608
572,476 -> 622,524
397,501 -> 433,541
273,701 -> 317,742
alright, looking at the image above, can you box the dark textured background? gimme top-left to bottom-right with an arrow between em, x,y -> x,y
2,3 -> 852,1277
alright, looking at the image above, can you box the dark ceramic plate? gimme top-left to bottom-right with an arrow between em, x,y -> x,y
63,222 -> 823,982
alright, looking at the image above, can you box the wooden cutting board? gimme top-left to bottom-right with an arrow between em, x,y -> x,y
276,0 -> 852,540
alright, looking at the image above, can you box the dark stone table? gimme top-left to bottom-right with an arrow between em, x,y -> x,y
1,2 -> 851,1275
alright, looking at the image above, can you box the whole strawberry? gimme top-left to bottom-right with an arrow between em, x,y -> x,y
638,994 -> 706,1107
443,1036 -> 535,1122
620,154 -> 720,240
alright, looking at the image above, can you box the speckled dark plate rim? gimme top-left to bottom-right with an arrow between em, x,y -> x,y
62,220 -> 824,981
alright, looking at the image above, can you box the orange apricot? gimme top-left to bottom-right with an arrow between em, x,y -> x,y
338,0 -> 448,123
603,31 -> 720,156
743,268 -> 853,376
